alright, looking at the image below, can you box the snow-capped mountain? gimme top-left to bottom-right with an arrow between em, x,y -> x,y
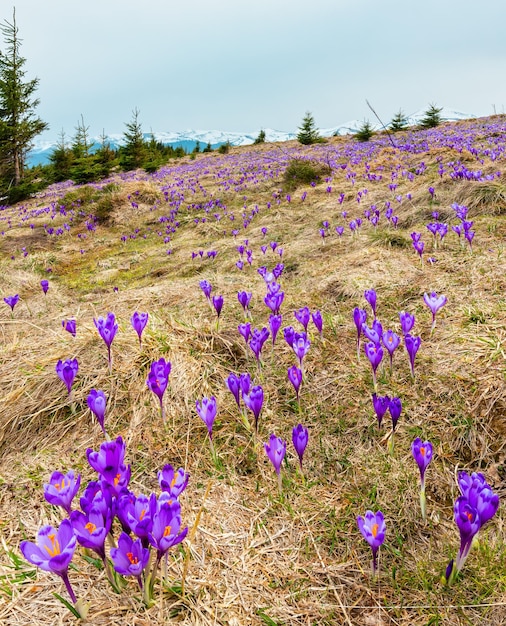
27,109 -> 474,167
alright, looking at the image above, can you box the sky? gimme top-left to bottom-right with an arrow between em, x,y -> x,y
4,0 -> 506,143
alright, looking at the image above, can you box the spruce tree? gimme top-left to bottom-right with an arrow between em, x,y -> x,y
355,119 -> 374,142
254,129 -> 266,144
0,9 -> 48,199
296,112 -> 322,145
48,130 -> 73,182
390,110 -> 408,132
119,108 -> 146,170
419,104 -> 443,129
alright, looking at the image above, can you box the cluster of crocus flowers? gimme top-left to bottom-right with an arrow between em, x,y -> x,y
94,312 -> 118,371
357,510 -> 386,576
226,372 -> 263,432
146,358 -> 171,422
21,431 -> 190,614
448,472 -> 499,584
411,438 -> 433,520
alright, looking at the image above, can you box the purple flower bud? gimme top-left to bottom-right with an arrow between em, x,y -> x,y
237,291 -> 252,312
364,289 -> 377,318
87,389 -> 107,434
399,311 -> 415,336
40,279 -> 49,295
212,295 -> 224,318
312,310 -> 323,335
62,319 -> 76,337
243,384 -> 263,431
288,365 -> 303,398
405,334 -> 421,377
110,532 -> 150,582
388,397 -> 402,431
158,464 -> 190,498
199,280 -> 212,300
238,322 -> 251,343
56,358 -> 78,395
264,433 -> 286,475
196,396 -> 218,440
372,393 -> 390,428
131,311 -> 149,346
269,314 -> 282,345
292,424 -> 308,468
294,306 -> 310,332
292,332 -> 311,365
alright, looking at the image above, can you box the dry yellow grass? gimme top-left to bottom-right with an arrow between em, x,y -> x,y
1,118 -> 506,625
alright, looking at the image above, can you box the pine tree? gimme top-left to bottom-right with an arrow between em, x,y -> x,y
355,119 -> 374,142
390,110 -> 408,132
296,112 -> 322,145
0,9 -> 48,199
119,108 -> 146,170
419,104 -> 443,129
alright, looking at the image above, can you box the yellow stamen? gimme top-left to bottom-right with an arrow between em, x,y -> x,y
420,446 -> 425,456
114,473 -> 121,487
163,525 -> 172,537
85,522 -> 97,534
126,551 -> 138,565
54,479 -> 66,491
371,523 -> 379,538
44,533 -> 61,557
139,509 -> 146,521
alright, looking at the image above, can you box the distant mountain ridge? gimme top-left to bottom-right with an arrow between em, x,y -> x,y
27,108 -> 475,167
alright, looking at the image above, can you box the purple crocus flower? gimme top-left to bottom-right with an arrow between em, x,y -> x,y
226,372 -> 242,408
131,311 -> 149,347
311,310 -> 323,336
388,397 -> 402,432
40,279 -> 49,295
62,319 -> 76,337
405,334 -> 421,378
199,280 -> 212,300
4,294 -> 19,313
399,311 -> 415,336
87,389 -> 107,436
364,289 -> 377,318
288,365 -> 303,399
196,396 -> 218,440
294,306 -> 310,332
411,438 -> 433,520
20,519 -> 78,604
43,470 -> 81,515
283,325 -> 295,348
371,394 -> 390,428
110,532 -> 150,588
237,291 -> 252,315
292,424 -> 308,469
94,312 -> 118,370
148,499 -> 188,561
357,510 -> 386,575
212,295 -> 224,321
413,239 -> 425,263
146,358 -> 171,421
269,314 -> 282,345
423,292 -> 447,333
292,332 -> 311,366
238,322 -> 251,343
382,330 -> 400,370
364,342 -> 383,390
56,358 -> 78,395
86,435 -> 127,482
353,308 -> 367,360
450,472 -> 499,581
70,507 -> 112,560
249,326 -> 270,362
243,384 -> 264,432
362,323 -> 381,345
264,290 -> 284,315
158,464 -> 190,498
264,433 -> 287,491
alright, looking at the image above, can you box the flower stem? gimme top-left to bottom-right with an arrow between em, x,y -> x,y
60,571 -> 77,604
